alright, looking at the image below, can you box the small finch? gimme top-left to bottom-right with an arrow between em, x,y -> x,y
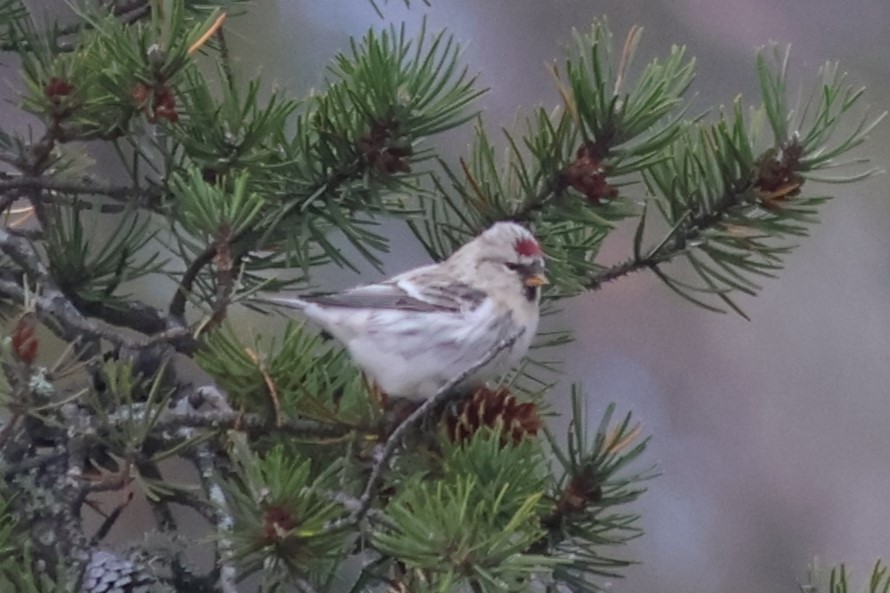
255,222 -> 547,400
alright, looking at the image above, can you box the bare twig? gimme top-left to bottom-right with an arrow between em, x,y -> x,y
1,451 -> 66,476
0,176 -> 152,203
175,408 -> 356,438
84,459 -> 133,493
70,295 -> 199,353
0,228 -> 190,350
155,489 -> 219,525
191,442 -> 240,593
586,191 -> 736,290
322,490 -> 392,528
113,0 -> 151,23
0,275 -> 187,350
587,255 -> 655,289
0,223 -> 48,276
90,492 -> 135,544
169,243 -> 219,320
168,228 -> 253,322
106,400 -> 359,442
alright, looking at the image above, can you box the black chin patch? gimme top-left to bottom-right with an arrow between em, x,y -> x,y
523,285 -> 538,302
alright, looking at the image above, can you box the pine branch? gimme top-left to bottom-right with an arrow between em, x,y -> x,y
0,213 -> 202,358
0,6 -> 882,592
169,242 -> 221,319
190,441 -> 240,593
0,175 -> 160,209
587,180 -> 745,290
0,228 -> 190,353
535,393 -> 653,587
107,401 -> 359,442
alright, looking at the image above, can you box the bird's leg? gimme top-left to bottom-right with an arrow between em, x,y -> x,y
366,375 -> 389,410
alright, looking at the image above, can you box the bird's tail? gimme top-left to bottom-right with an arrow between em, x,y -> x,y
249,294 -> 308,311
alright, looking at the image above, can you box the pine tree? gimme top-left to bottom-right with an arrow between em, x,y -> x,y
0,1 -> 885,592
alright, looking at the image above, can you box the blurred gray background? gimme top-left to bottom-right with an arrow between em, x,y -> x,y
6,1 -> 890,592
222,2 -> 890,592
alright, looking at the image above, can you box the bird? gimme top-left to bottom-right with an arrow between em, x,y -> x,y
254,221 -> 547,400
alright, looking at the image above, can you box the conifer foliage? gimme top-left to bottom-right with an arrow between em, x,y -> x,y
0,1 -> 884,592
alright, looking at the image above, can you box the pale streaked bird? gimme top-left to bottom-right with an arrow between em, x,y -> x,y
255,221 -> 547,400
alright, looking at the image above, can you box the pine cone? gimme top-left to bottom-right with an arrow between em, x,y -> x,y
446,386 -> 542,445
80,550 -> 159,593
11,312 -> 38,364
561,142 -> 618,204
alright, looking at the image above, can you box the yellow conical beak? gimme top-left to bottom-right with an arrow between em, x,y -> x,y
524,273 -> 549,287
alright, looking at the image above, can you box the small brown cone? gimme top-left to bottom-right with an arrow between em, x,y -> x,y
561,143 -> 619,204
261,504 -> 298,543
11,313 -> 38,365
357,119 -> 412,174
445,386 -> 542,445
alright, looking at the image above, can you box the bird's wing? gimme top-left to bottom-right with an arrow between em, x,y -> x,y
305,274 -> 486,313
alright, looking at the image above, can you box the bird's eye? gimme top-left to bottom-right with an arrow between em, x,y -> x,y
504,262 -> 524,273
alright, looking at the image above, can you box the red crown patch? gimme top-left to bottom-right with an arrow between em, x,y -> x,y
514,237 -> 541,257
